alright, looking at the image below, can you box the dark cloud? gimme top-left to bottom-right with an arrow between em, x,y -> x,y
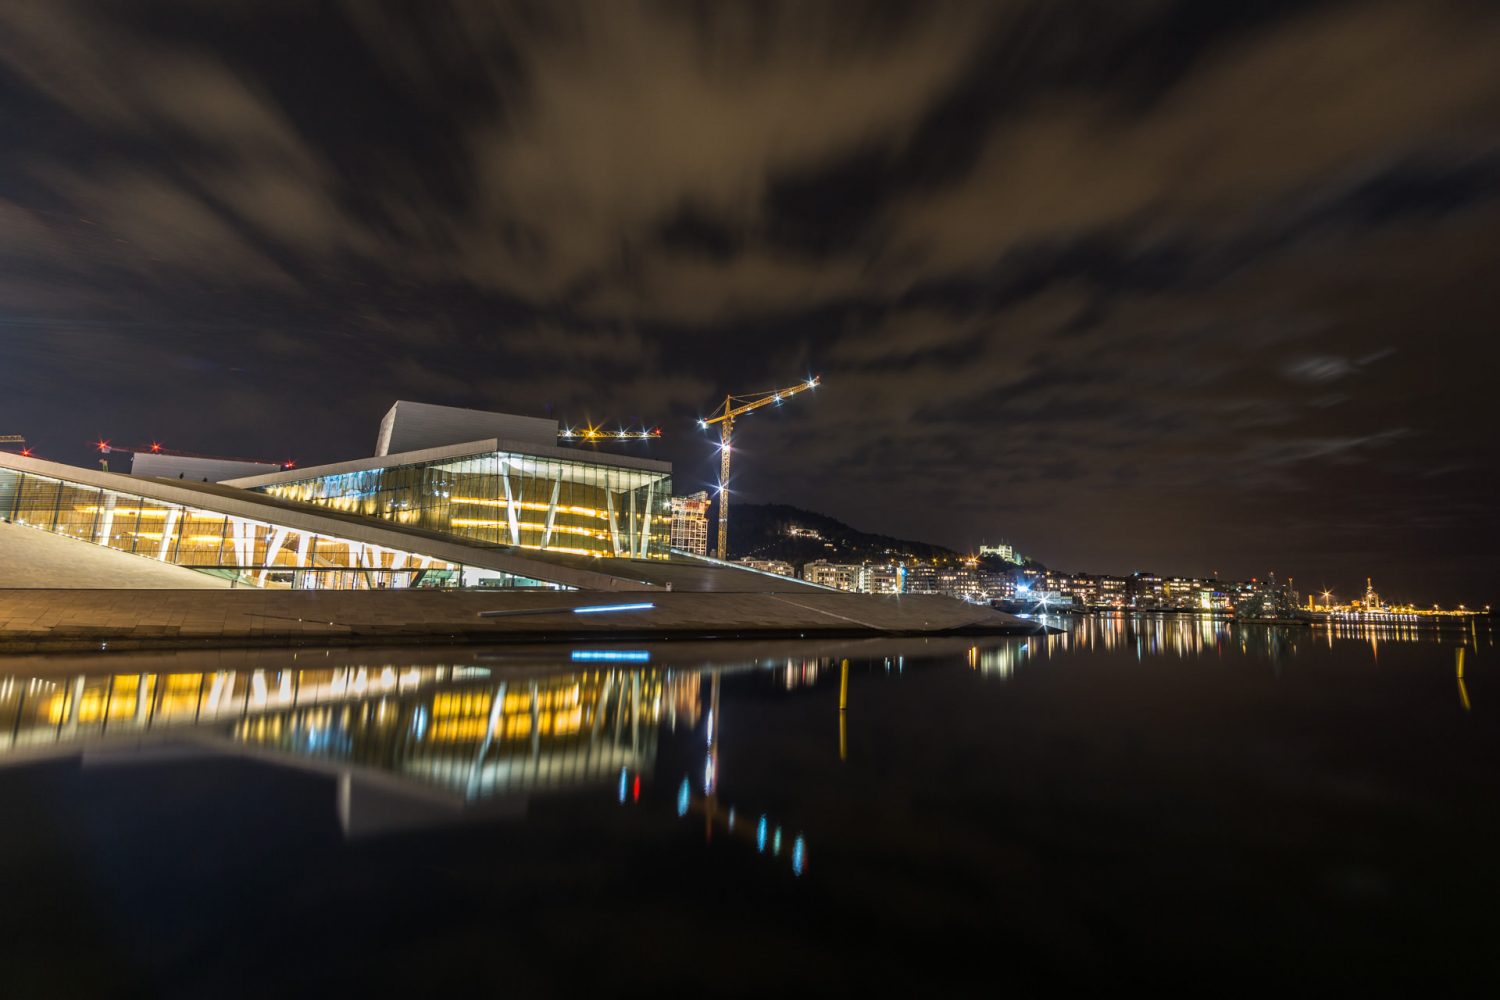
0,0 -> 1497,602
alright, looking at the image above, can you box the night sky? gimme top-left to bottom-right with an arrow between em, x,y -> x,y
1,2 -> 1497,603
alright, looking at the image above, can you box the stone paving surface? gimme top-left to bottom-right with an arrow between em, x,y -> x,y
0,521 -> 231,589
0,588 -> 1033,650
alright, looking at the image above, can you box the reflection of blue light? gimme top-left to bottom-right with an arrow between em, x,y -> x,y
727,807 -> 736,831
773,826 -> 783,856
411,705 -> 428,741
756,816 -> 768,852
618,767 -> 628,804
570,649 -> 650,662
791,835 -> 805,876
573,603 -> 655,615
677,778 -> 690,817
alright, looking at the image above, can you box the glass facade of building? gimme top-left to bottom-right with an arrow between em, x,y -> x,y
0,465 -> 564,590
255,448 -> 673,560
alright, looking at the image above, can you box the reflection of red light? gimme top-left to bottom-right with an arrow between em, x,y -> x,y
632,775 -> 640,802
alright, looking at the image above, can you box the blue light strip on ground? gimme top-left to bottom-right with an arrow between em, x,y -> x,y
570,650 -> 651,662
572,602 -> 655,614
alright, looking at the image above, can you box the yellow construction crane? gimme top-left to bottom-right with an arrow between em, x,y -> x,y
699,375 -> 820,559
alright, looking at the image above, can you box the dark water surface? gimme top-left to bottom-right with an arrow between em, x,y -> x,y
0,617 -> 1494,996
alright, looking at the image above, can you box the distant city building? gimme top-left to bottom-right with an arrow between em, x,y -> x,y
738,557 -> 795,578
803,560 -> 861,592
859,563 -> 904,594
1128,572 -> 1165,609
785,524 -> 823,540
906,564 -> 986,602
670,491 -> 711,556
979,541 -> 1024,565
979,570 -> 1016,600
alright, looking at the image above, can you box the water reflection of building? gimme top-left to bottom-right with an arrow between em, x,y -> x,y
0,663 -> 700,835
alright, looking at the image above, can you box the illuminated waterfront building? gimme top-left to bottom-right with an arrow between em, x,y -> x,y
0,450 -> 592,590
0,401 -> 710,591
232,404 -> 674,561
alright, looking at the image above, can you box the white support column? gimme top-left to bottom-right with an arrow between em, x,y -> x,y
95,493 -> 117,545
157,508 -> 181,561
500,461 -> 521,546
257,526 -> 290,585
637,483 -> 655,558
228,519 -> 246,568
368,544 -> 385,587
541,469 -> 563,549
628,489 -> 637,558
606,491 -> 621,556
292,533 -> 312,589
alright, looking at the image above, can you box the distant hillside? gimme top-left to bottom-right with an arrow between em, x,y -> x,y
725,503 -> 960,567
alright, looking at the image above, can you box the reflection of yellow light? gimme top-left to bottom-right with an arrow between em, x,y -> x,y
430,719 -> 489,741
432,690 -> 490,718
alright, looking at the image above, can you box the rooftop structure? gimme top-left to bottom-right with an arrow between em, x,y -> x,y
375,400 -> 557,456
129,451 -> 281,483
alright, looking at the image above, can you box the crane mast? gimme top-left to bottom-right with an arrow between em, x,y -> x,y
699,375 -> 820,560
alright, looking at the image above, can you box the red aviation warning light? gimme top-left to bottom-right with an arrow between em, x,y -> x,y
93,440 -> 297,470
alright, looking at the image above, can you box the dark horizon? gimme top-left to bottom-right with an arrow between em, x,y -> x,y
2,2 -> 1497,604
